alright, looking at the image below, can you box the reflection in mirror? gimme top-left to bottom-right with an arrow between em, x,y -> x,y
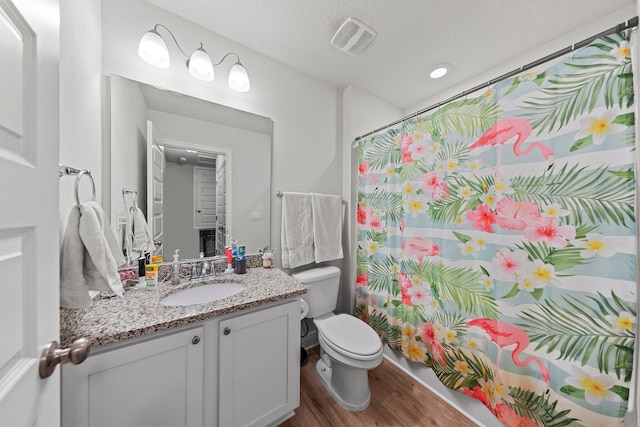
108,75 -> 272,261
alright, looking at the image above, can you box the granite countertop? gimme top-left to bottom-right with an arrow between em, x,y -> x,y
59,267 -> 307,348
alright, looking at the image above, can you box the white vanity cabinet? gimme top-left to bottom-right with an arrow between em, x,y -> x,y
61,326 -> 205,427
218,299 -> 300,427
61,299 -> 301,427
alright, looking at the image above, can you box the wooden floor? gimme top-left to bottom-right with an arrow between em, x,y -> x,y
279,346 -> 479,427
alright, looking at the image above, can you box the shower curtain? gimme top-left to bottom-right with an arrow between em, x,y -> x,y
355,31 -> 636,427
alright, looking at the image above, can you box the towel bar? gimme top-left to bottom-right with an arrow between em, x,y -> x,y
59,164 -> 96,207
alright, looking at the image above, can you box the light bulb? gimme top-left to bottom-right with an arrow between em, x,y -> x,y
188,45 -> 214,81
429,63 -> 451,79
228,61 -> 250,92
138,29 -> 170,68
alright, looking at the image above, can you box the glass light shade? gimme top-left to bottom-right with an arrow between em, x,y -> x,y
228,62 -> 250,92
138,29 -> 170,68
188,46 -> 214,81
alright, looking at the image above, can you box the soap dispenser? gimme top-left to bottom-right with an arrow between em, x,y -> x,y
171,249 -> 181,285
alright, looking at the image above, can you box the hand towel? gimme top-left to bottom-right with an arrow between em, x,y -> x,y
59,202 -> 126,308
78,202 -> 125,296
131,206 -> 155,254
281,192 -> 315,268
311,193 -> 343,263
60,206 -> 93,308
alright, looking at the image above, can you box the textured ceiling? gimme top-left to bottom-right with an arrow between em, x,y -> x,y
146,0 -> 635,109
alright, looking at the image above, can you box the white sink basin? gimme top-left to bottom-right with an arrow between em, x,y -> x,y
160,282 -> 245,307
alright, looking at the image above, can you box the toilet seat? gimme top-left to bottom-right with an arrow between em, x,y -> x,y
315,314 -> 382,361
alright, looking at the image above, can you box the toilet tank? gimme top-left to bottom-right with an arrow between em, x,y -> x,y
291,266 -> 341,318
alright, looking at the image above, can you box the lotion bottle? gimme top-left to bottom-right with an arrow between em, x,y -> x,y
172,249 -> 181,285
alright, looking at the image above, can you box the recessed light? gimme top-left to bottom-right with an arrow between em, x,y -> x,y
186,149 -> 197,153
429,63 -> 451,79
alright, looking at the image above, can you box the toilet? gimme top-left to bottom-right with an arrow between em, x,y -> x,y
292,266 -> 383,412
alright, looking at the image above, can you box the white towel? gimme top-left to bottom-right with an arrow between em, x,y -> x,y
281,192 -> 315,268
60,202 -> 125,308
130,206 -> 155,253
311,193 -> 343,263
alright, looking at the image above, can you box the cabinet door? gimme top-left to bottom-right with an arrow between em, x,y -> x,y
219,301 -> 300,427
62,327 -> 204,427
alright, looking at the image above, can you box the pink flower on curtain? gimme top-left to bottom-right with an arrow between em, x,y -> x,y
524,217 -> 576,248
461,386 -> 491,410
356,273 -> 368,287
367,213 -> 385,232
357,206 -> 369,225
398,271 -> 412,290
417,322 -> 446,364
466,204 -> 498,233
400,133 -> 415,164
398,271 -> 413,306
495,198 -> 540,230
401,287 -> 413,306
495,403 -> 538,427
420,171 -> 448,200
491,249 -> 530,282
402,237 -> 440,261
359,161 -> 378,183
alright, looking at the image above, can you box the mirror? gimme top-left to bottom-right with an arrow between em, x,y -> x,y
107,75 -> 272,261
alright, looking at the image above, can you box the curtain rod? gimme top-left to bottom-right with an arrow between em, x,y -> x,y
354,16 -> 639,143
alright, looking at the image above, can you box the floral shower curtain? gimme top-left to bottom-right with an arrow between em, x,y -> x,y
355,32 -> 636,426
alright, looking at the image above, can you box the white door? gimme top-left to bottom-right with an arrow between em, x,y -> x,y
0,0 -> 61,426
215,155 -> 227,254
146,120 -> 165,256
194,166 -> 216,229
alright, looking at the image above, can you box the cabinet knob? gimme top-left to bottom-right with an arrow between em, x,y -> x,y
223,327 -> 231,335
192,336 -> 201,345
39,337 -> 91,379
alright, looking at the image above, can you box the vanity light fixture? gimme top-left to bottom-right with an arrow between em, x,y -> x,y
138,24 -> 251,92
429,63 -> 451,79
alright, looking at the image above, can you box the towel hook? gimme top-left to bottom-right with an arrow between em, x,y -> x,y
74,170 -> 96,207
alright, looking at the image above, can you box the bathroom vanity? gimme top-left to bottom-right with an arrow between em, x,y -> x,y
60,267 -> 306,427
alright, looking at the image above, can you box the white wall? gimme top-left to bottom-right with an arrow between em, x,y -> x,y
59,0 -> 102,231
109,75 -> 147,233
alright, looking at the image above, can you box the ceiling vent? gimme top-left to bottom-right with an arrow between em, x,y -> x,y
330,17 -> 376,56
197,155 -> 216,165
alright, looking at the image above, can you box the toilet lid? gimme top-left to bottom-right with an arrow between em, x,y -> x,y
316,314 -> 381,356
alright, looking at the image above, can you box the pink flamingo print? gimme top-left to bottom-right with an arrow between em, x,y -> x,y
467,318 -> 550,384
469,117 -> 554,178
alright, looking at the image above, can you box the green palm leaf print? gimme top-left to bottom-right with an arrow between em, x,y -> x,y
511,164 -> 635,228
521,34 -> 633,135
519,292 -> 635,380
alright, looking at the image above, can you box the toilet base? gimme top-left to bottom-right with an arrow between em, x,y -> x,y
315,356 -> 371,412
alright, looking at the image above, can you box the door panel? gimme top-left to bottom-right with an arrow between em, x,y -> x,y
0,0 -> 60,426
147,120 -> 165,256
194,166 -> 216,229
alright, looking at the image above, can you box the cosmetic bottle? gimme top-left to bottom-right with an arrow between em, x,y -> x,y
171,249 -> 181,285
138,256 -> 146,287
145,263 -> 158,289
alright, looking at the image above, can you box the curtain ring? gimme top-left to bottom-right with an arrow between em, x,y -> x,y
74,170 -> 96,207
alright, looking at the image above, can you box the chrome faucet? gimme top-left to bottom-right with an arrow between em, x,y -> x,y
202,257 -> 216,278
190,263 -> 201,281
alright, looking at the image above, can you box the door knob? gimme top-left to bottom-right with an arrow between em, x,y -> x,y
39,337 -> 91,379
197,210 -> 202,213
